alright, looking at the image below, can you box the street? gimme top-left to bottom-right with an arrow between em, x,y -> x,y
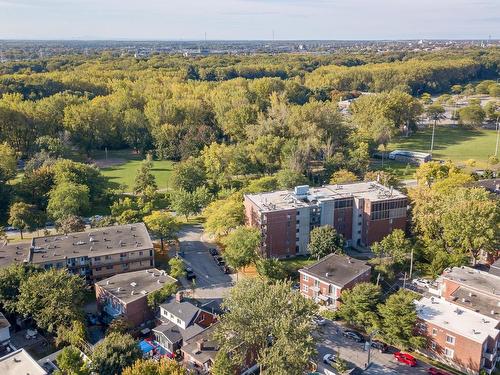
315,321 -> 433,375
176,224 -> 235,300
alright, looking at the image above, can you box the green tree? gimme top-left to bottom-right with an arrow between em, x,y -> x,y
221,227 -> 261,273
55,346 -> 90,375
0,142 -> 17,182
0,263 -> 40,313
171,157 -> 207,193
215,279 -> 317,375
133,160 -> 157,194
168,257 -> 186,279
122,359 -> 187,375
16,268 -> 86,333
171,186 -> 211,220
91,332 -> 142,375
143,211 -> 179,251
378,290 -> 425,349
147,282 -> 178,311
56,320 -> 87,349
56,215 -> 86,235
244,176 -> 279,194
211,350 -> 235,375
107,317 -> 133,335
203,193 -> 244,238
458,105 -> 486,128
256,258 -> 288,282
8,202 -> 45,239
329,169 -> 358,184
371,229 -> 412,265
47,182 -> 90,221
308,226 -> 345,259
276,168 -> 307,189
337,283 -> 381,331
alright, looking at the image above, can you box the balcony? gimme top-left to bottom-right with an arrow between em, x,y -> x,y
482,349 -> 496,362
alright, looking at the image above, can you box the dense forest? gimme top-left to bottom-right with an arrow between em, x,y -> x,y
0,47 -> 499,226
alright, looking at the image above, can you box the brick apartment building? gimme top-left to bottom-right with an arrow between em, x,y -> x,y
244,182 -> 407,258
299,253 -> 371,307
95,268 -> 176,326
0,223 -> 155,282
416,267 -> 500,374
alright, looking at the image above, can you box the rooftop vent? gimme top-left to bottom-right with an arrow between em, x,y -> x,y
131,290 -> 135,295
141,290 -> 147,295
106,280 -> 110,285
130,282 -> 137,287
117,287 -> 121,292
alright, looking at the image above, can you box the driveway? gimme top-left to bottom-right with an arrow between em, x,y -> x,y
176,225 -> 235,300
315,321 -> 433,375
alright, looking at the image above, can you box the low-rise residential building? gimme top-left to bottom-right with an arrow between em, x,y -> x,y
438,266 -> 500,318
416,296 -> 499,374
0,313 -> 10,349
181,323 -> 219,374
299,254 -> 371,307
0,223 -> 155,282
95,268 -> 177,326
153,293 -> 217,355
489,258 -> 500,277
0,348 -> 47,375
244,182 -> 407,258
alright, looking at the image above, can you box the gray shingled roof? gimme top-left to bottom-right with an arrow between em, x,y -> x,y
300,253 -> 371,287
160,298 -> 200,325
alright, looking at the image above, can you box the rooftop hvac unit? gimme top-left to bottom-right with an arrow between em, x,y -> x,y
294,185 -> 309,196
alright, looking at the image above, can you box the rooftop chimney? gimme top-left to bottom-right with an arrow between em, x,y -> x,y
196,340 -> 204,351
176,291 -> 183,302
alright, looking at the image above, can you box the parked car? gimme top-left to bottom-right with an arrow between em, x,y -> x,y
215,256 -> 225,266
208,248 -> 219,256
312,316 -> 327,326
370,340 -> 388,353
412,278 -> 431,288
428,368 -> 451,375
322,353 -> 336,367
393,352 -> 417,366
342,330 -> 364,342
222,265 -> 232,274
186,267 -> 196,280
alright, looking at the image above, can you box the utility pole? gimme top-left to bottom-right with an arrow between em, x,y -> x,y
430,119 -> 436,156
403,272 -> 407,289
495,115 -> 499,157
409,248 -> 414,279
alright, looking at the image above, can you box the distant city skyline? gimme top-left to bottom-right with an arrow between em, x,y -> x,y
0,0 -> 498,40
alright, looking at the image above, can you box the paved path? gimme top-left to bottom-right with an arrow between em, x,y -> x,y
176,225 -> 235,300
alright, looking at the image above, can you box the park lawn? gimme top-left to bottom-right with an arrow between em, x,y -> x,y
388,126 -> 498,167
92,149 -> 177,191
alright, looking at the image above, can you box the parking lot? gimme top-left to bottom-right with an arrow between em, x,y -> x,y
176,225 -> 235,299
315,321 -> 433,375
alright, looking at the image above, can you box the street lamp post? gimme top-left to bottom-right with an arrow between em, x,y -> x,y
365,329 -> 379,369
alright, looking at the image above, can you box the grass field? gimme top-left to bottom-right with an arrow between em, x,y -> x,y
91,149 -> 176,191
388,126 -> 498,165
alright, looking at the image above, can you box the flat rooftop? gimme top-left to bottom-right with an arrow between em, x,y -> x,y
0,349 -> 47,375
0,241 -> 31,269
442,266 -> 500,298
30,222 -> 153,264
416,297 -> 499,343
96,268 -> 176,304
245,181 -> 406,212
300,253 -> 371,287
451,286 -> 499,319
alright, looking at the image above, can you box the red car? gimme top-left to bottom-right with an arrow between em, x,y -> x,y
428,368 -> 451,375
393,352 -> 417,366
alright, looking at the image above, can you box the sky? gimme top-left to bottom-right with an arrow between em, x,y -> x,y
0,0 -> 498,40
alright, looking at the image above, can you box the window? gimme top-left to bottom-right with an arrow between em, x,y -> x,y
296,219 -> 300,224
430,341 -> 436,350
95,267 -> 102,271
106,265 -> 113,270
432,328 -> 437,336
105,255 -> 111,260
444,348 -> 454,358
176,318 -> 181,325
94,256 -> 101,261
303,285 -> 308,292
296,211 -> 300,215
296,228 -> 300,233
303,274 -> 308,281
314,279 -> 320,288
445,335 -> 455,345
139,251 -> 143,256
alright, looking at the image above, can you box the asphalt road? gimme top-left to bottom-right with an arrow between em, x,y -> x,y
315,321 -> 433,375
177,224 -> 235,294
